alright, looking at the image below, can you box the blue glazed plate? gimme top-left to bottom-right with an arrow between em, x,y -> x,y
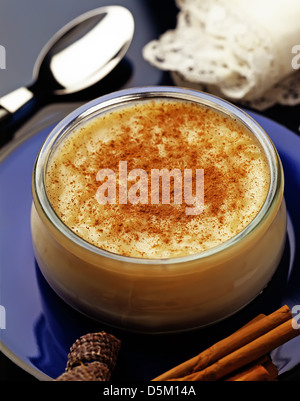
0,109 -> 299,381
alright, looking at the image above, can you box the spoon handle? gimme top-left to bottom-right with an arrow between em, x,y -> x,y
0,106 -> 15,146
0,106 -> 9,122
0,87 -> 40,147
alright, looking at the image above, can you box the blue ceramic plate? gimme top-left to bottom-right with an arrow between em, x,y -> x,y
0,109 -> 300,381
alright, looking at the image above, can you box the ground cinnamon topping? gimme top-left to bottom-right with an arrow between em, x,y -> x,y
46,100 -> 270,258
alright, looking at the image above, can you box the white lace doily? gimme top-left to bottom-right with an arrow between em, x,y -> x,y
143,0 -> 300,110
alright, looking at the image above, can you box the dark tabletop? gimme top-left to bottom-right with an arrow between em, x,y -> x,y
0,0 -> 300,382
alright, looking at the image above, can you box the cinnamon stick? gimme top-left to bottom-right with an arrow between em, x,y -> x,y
172,318 -> 299,381
153,305 -> 292,381
225,355 -> 278,381
226,364 -> 270,381
263,356 -> 279,380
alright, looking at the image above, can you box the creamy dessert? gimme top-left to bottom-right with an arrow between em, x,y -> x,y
31,88 -> 286,332
45,100 -> 270,259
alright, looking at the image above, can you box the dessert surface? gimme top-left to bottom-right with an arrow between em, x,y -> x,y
46,100 -> 270,258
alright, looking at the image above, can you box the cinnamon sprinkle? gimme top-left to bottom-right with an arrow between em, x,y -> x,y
46,100 -> 270,258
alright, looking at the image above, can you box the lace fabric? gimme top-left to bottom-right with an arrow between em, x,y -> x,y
143,0 -> 300,110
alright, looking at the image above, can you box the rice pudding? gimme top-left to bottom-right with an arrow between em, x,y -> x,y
45,100 -> 270,259
31,87 -> 286,332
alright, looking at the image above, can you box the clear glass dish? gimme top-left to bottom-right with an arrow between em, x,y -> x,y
31,86 -> 286,333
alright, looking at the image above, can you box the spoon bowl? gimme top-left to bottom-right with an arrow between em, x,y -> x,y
34,6 -> 134,95
0,6 -> 134,146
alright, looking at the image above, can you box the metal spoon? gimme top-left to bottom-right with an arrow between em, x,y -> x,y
0,6 -> 134,146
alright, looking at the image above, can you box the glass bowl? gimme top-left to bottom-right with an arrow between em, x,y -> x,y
31,86 -> 286,333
